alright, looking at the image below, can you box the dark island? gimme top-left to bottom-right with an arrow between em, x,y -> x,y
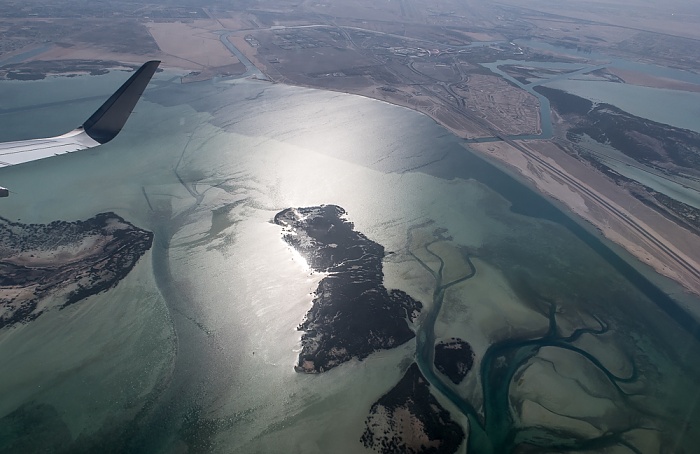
361,363 -> 464,453
0,212 -> 153,329
274,205 -> 422,373
434,338 -> 474,385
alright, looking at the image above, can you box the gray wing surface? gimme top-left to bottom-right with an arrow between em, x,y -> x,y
0,60 -> 160,197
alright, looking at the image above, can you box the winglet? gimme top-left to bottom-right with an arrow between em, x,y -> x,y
82,60 -> 160,144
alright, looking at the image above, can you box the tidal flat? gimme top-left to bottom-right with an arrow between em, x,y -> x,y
0,73 -> 698,453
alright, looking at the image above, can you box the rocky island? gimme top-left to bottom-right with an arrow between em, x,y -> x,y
360,363 -> 464,454
274,205 -> 422,373
0,212 -> 153,329
434,338 -> 474,385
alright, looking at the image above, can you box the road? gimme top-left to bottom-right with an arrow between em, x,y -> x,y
216,32 -> 269,81
497,132 -> 700,283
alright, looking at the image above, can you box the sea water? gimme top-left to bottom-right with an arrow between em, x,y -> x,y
1,73 -> 699,453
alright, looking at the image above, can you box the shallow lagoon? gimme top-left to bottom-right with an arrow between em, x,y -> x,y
546,78 -> 700,134
1,74 -> 699,453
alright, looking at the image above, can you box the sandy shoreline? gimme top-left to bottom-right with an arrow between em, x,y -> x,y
467,139 -> 700,307
15,19 -> 243,75
607,67 -> 700,93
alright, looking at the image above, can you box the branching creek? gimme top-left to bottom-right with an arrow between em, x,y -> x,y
407,224 -> 647,453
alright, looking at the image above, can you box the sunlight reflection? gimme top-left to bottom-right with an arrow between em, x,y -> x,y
289,246 -> 311,273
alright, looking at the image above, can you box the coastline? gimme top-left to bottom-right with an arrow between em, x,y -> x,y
3,42 -> 699,305
243,69 -> 700,304
3,53 -> 700,452
211,24 -> 700,305
280,68 -> 700,304
3,3 -> 700,449
468,139 -> 700,305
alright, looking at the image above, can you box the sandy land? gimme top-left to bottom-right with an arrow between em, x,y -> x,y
14,19 -> 242,73
215,17 -> 255,31
462,32 -> 501,42
607,67 -> 700,93
524,18 -> 640,45
27,45 -> 170,69
146,21 -> 240,69
7,236 -> 99,267
496,0 -> 700,40
468,139 -> 700,306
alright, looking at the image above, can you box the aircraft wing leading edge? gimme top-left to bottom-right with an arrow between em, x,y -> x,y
0,60 -> 160,197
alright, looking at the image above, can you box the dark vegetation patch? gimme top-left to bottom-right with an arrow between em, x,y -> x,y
361,363 -> 464,454
0,212 -> 153,329
434,338 -> 475,384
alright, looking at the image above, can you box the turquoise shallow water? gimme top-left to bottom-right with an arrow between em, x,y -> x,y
546,78 -> 700,133
1,73 -> 699,453
508,39 -> 700,134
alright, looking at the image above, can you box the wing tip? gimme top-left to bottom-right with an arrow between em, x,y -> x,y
82,60 -> 161,144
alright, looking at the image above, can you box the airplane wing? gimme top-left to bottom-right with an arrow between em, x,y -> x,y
0,60 -> 160,197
